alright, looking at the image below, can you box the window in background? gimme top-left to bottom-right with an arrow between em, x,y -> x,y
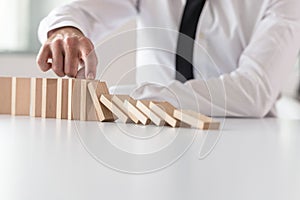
0,0 -> 70,53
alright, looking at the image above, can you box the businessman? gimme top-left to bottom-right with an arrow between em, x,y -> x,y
37,0 -> 300,117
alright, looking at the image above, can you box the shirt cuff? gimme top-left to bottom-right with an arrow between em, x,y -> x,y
38,18 -> 88,44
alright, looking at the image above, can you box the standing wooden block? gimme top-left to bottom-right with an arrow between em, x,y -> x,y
11,77 -> 31,116
30,78 -> 43,117
85,80 -> 97,121
174,110 -> 220,130
68,79 -> 81,120
41,78 -> 58,118
100,94 -> 130,123
136,100 -> 165,126
149,101 -> 179,127
68,79 -> 97,121
68,79 -> 75,120
56,78 -> 69,119
61,78 -> 69,119
80,80 -> 98,121
80,80 -> 87,121
88,82 -> 114,122
72,79 -> 110,121
111,95 -> 140,124
0,77 -> 12,114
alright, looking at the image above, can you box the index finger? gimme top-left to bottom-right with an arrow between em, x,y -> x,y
36,44 -> 52,72
79,38 -> 98,79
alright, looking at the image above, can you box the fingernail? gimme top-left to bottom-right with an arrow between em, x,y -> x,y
87,73 -> 95,80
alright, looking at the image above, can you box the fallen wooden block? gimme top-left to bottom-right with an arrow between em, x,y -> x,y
111,95 -> 141,124
0,77 -> 12,115
100,94 -> 131,123
88,82 -> 114,122
136,100 -> 164,126
11,77 -> 31,116
41,78 -> 58,118
149,101 -> 180,127
123,100 -> 151,125
173,110 -> 220,130
116,96 -> 152,125
86,80 -> 111,121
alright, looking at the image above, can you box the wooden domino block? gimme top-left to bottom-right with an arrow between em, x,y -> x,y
136,100 -> 165,126
41,78 -> 58,118
11,77 -> 31,115
61,78 -> 69,119
85,80 -> 98,121
149,101 -> 180,127
68,78 -> 81,120
123,100 -> 150,125
78,79 -> 111,121
0,77 -> 12,114
56,78 -> 69,119
87,82 -> 114,122
86,81 -> 111,121
84,80 -> 110,121
174,110 -> 220,130
111,95 -> 140,124
68,79 -> 101,121
30,78 -> 42,117
100,94 -> 130,123
113,96 -> 151,125
80,80 -> 87,121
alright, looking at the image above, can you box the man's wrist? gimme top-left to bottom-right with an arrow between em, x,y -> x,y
47,26 -> 84,38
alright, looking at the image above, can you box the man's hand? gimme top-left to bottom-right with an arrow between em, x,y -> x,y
36,27 -> 97,79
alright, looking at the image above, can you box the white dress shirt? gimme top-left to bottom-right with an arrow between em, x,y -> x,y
38,0 -> 300,117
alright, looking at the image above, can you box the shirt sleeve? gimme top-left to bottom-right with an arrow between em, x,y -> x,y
131,0 -> 300,117
38,0 -> 138,44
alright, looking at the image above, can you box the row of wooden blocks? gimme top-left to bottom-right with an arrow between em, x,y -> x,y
0,77 -> 108,120
0,77 -> 220,130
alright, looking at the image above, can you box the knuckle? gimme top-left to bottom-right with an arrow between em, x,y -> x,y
80,37 -> 93,46
65,69 -> 76,77
36,57 -> 43,66
42,43 -> 51,50
56,73 -> 65,77
82,47 -> 94,57
79,36 -> 89,43
52,68 -> 65,77
41,68 -> 48,72
51,65 -> 58,72
38,63 -> 48,72
52,64 -> 62,72
65,36 -> 78,47
52,38 -> 63,47
36,57 -> 49,72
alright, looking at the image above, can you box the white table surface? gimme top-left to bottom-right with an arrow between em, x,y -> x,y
0,115 -> 299,200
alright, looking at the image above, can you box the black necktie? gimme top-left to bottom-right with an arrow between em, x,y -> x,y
175,0 -> 206,82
